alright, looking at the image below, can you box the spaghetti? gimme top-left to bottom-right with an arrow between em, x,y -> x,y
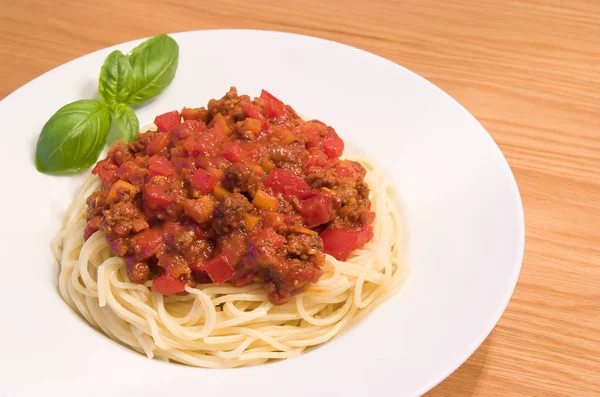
53,153 -> 407,368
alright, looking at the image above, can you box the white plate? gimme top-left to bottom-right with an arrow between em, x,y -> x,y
0,30 -> 524,397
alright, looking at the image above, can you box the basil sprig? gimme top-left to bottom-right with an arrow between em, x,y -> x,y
35,34 -> 179,174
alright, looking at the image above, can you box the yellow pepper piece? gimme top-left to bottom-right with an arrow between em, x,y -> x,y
252,190 -> 279,210
213,113 -> 231,136
213,185 -> 230,200
244,214 -> 261,231
265,211 -> 284,227
260,157 -> 274,173
206,166 -> 224,179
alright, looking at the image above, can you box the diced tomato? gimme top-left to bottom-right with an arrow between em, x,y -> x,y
148,156 -> 176,177
295,122 -> 320,149
154,110 -> 181,132
205,255 -> 235,285
220,140 -> 243,163
242,103 -> 269,132
146,133 -> 170,156
305,149 -> 328,171
190,168 -> 218,193
171,120 -> 204,143
322,135 -> 344,158
355,226 -> 374,249
182,138 -> 197,156
260,89 -> 280,103
242,103 -> 263,120
320,225 -> 374,260
320,228 -> 359,260
368,211 -> 376,224
263,100 -> 286,119
265,168 -> 310,196
334,164 -> 357,179
196,131 -> 222,156
84,217 -> 101,240
130,227 -> 164,260
298,194 -> 335,228
92,159 -> 119,186
188,259 -> 206,274
260,90 -> 287,119
152,273 -> 186,295
170,156 -> 193,172
255,227 -> 286,249
143,183 -> 173,209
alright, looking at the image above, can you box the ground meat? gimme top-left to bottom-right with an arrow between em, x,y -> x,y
267,143 -> 307,173
334,186 -> 358,206
234,118 -> 261,141
236,129 -> 256,141
158,253 -> 191,278
207,87 -> 251,120
212,193 -> 254,235
182,239 -> 214,266
335,204 -> 371,227
127,262 -> 150,283
102,201 -> 149,237
109,142 -> 134,165
305,169 -> 338,189
305,168 -> 371,229
264,258 -> 323,304
128,131 -> 156,153
86,191 -> 109,219
115,160 -> 148,189
162,222 -> 193,252
286,233 -> 324,261
106,235 -> 129,256
223,163 -> 263,197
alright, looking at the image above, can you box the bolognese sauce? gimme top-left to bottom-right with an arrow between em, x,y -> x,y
85,88 -> 374,304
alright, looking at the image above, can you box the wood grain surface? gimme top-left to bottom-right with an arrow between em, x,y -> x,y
1,0 -> 599,395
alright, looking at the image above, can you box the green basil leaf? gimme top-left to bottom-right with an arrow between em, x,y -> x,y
35,100 -> 111,174
98,50 -> 133,104
110,103 -> 139,142
127,34 -> 179,106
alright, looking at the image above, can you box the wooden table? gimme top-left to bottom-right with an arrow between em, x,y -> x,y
1,1 -> 598,395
